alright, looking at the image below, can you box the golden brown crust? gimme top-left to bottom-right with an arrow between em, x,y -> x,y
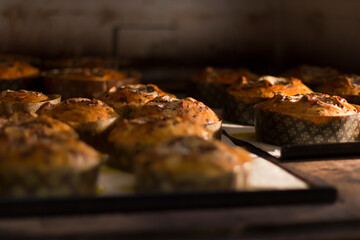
282,65 -> 339,87
255,92 -> 358,116
192,67 -> 258,84
0,112 -> 78,140
133,96 -> 220,125
137,136 -> 251,172
100,84 -> 175,107
227,76 -> 313,100
0,60 -> 40,79
0,137 -> 100,170
44,68 -> 127,81
37,98 -> 118,126
316,75 -> 360,96
108,116 -> 211,148
0,90 -> 49,103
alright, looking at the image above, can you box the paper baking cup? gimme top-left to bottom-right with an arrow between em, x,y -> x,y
71,117 -> 118,152
203,119 -> 222,140
43,69 -> 141,99
223,94 -> 267,126
0,94 -> 61,116
107,147 -> 138,172
135,161 -> 251,192
187,81 -> 229,108
0,166 -> 99,197
255,107 -> 360,146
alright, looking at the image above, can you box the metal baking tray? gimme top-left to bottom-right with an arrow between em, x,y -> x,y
0,128 -> 336,217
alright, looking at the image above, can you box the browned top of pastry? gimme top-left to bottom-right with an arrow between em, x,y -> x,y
0,60 -> 40,79
282,65 -> 339,86
133,96 -> 220,125
37,98 -> 118,124
256,93 -> 359,116
108,116 -> 211,148
227,75 -> 313,99
192,67 -> 258,84
44,68 -> 128,81
0,112 -> 78,141
0,90 -> 49,103
0,137 -> 100,170
136,136 -> 251,174
316,74 -> 360,96
100,84 -> 175,106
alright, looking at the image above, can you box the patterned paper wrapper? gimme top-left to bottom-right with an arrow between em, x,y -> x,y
255,107 -> 360,146
108,146 -> 139,173
187,80 -> 229,108
0,94 -> 61,116
203,119 -> 222,140
0,166 -> 100,197
0,75 -> 43,92
223,94 -> 267,126
43,69 -> 141,99
73,117 -> 118,153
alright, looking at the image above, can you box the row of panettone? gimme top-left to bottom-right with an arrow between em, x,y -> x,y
0,86 -> 251,197
0,55 -> 141,99
189,65 -> 360,146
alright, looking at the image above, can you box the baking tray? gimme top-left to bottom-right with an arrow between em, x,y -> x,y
223,123 -> 360,160
0,130 -> 336,217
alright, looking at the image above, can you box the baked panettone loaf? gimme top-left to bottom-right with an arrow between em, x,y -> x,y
0,112 -> 78,141
316,74 -> 360,105
254,93 -> 360,146
133,96 -> 222,138
282,65 -> 339,89
43,68 -> 141,99
223,76 -> 313,125
0,89 -> 61,115
188,67 -> 258,108
0,136 -> 101,197
135,136 -> 252,192
37,98 -> 118,150
99,83 -> 175,118
0,59 -> 40,91
107,116 -> 212,172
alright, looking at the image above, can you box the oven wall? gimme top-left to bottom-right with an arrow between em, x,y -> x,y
0,0 -> 360,73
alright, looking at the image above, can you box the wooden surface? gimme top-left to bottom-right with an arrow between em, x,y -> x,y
1,158 -> 360,239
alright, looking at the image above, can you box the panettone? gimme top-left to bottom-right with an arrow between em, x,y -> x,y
223,75 -> 313,125
0,112 -> 78,141
43,68 -> 141,99
188,67 -> 258,108
133,96 -> 222,138
0,89 -> 61,115
254,93 -> 360,146
0,136 -> 101,197
135,136 -> 252,192
99,83 -> 175,118
0,59 -> 41,91
0,89 -> 48,103
316,74 -> 360,105
282,65 -> 339,89
37,98 -> 118,150
107,116 -> 212,172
